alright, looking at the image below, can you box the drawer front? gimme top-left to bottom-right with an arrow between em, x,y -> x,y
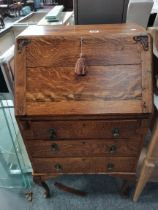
27,139 -> 141,158
20,120 -> 140,140
32,157 -> 137,174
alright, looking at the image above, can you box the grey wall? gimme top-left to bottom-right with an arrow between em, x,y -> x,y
74,0 -> 129,24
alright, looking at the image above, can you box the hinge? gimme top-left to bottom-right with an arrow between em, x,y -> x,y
133,35 -> 149,51
17,39 -> 31,53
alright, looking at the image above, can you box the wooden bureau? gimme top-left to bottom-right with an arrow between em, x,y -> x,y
14,24 -> 153,198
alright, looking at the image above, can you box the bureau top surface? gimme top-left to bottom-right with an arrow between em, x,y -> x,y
14,24 -> 153,117
17,24 -> 145,37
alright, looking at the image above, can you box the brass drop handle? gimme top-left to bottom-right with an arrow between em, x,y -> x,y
107,163 -> 114,171
49,128 -> 57,140
54,163 -> 63,172
109,145 -> 117,154
112,128 -> 120,137
51,143 -> 59,152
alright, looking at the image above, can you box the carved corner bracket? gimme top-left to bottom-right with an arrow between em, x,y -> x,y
17,39 -> 31,53
133,35 -> 149,51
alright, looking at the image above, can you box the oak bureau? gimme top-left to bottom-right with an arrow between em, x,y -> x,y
14,24 -> 153,198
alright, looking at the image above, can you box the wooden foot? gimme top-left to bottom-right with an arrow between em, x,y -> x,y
133,160 -> 155,202
33,176 -> 51,198
25,191 -> 33,201
120,180 -> 132,198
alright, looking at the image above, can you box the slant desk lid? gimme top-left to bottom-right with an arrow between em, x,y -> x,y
14,24 -> 153,117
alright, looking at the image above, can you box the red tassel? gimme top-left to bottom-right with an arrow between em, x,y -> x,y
75,53 -> 87,76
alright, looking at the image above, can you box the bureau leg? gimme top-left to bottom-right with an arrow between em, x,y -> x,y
25,191 -> 33,201
33,176 -> 51,198
120,180 -> 133,198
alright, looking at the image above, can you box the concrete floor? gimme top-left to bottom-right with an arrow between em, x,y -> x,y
0,175 -> 158,210
0,188 -> 31,210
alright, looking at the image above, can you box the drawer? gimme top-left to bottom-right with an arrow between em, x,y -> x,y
32,157 -> 137,174
20,120 -> 140,140
27,139 -> 141,158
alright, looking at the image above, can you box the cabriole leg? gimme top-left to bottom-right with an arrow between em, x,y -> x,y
33,176 -> 51,198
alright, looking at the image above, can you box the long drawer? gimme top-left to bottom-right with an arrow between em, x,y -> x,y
20,120 -> 140,140
27,139 -> 141,158
32,157 -> 137,174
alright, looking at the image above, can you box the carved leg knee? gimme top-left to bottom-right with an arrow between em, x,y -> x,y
33,176 -> 51,198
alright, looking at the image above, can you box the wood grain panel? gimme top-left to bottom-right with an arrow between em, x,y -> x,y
26,65 -> 142,102
27,139 -> 141,158
26,35 -> 141,67
32,157 -> 137,174
20,120 -> 140,140
26,100 -> 143,116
